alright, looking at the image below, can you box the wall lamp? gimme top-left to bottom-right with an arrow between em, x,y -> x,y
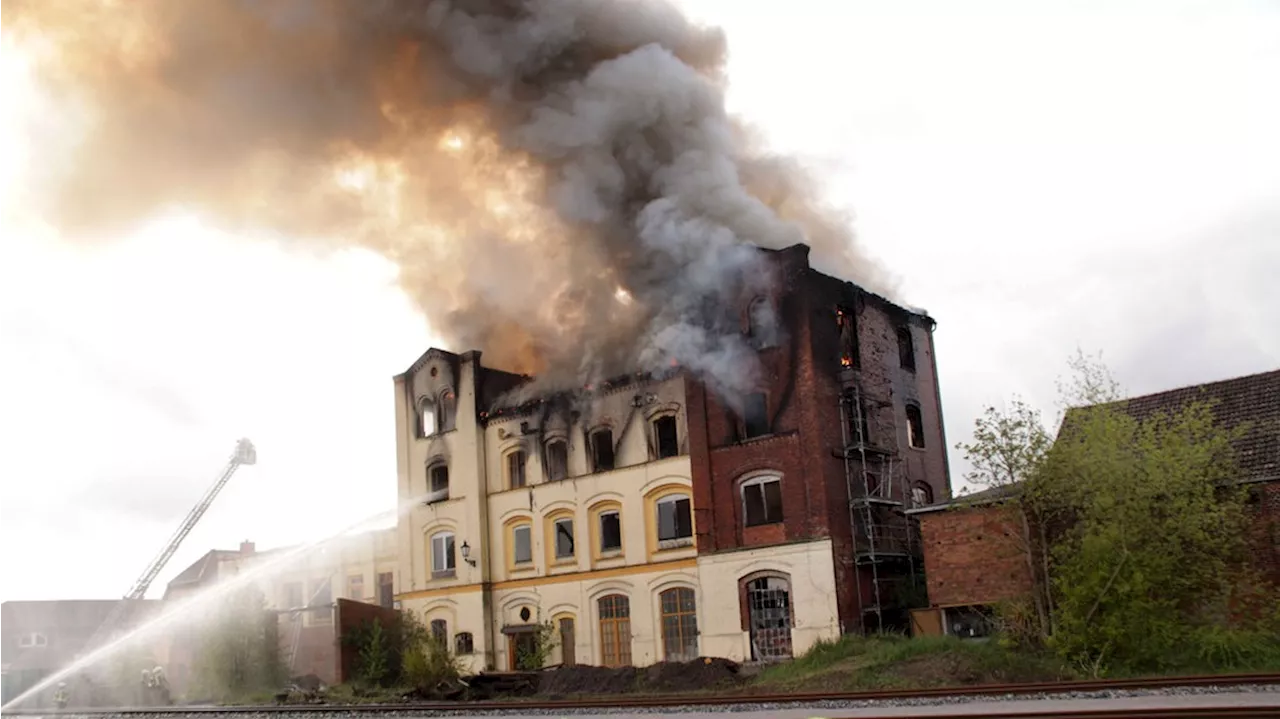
460,540 -> 477,567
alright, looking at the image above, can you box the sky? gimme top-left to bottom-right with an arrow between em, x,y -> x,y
2,0 -> 1278,603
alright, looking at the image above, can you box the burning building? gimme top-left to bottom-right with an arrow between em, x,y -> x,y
393,242 -> 951,669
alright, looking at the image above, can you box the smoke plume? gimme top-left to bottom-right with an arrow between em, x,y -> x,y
4,0 -> 894,398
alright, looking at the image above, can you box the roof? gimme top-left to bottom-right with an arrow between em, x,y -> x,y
1074,368 -> 1280,483
164,549 -> 238,595
906,482 -> 1020,515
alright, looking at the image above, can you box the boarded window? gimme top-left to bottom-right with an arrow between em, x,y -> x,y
545,440 -> 568,481
906,405 -> 925,448
554,518 -> 575,559
743,393 -> 769,439
513,525 -> 532,564
599,511 -> 622,553
653,415 -> 679,459
657,496 -> 693,542
507,450 -> 527,489
742,476 -> 784,526
591,429 -> 615,472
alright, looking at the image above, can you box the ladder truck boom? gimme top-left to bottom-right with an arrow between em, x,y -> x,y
85,439 -> 256,651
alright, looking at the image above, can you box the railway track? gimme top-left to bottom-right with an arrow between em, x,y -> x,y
4,672 -> 1276,716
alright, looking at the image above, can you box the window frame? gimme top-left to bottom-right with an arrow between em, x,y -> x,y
656,494 -> 694,545
652,414 -> 680,459
429,618 -> 448,647
430,531 -> 456,578
454,631 -> 475,655
896,326 -> 916,371
741,474 -> 784,527
544,438 -> 569,481
599,510 -> 622,554
906,404 -> 926,449
426,461 -> 449,503
741,393 -> 769,439
506,448 -> 528,489
597,594 -> 633,667
659,587 -> 699,662
589,428 -> 616,472
347,573 -> 365,600
512,523 -> 533,566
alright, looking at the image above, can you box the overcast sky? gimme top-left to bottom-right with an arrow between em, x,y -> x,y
2,0 -> 1277,603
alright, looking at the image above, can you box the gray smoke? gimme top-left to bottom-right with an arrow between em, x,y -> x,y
4,0 -> 896,399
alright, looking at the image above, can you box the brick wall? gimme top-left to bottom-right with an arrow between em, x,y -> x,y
687,244 -> 953,633
918,504 -> 1034,608
334,599 -> 399,685
1246,481 -> 1280,586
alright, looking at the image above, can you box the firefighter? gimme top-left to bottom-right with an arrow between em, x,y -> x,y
53,682 -> 69,710
140,669 -> 153,706
151,665 -> 172,705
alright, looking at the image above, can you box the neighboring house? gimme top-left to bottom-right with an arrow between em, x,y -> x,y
1,599 -> 162,709
394,242 -> 952,671
162,530 -> 397,693
907,368 -> 1280,637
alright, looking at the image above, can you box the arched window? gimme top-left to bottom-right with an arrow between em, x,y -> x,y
651,414 -> 680,459
418,397 -> 436,437
589,428 -> 615,472
743,574 -> 793,661
659,587 -> 698,661
511,522 -> 533,566
505,449 -> 527,489
598,594 -> 632,667
455,631 -> 474,654
429,619 -> 448,647
741,474 -> 784,527
437,389 -> 457,432
426,461 -> 449,503
911,482 -> 934,507
896,326 -> 915,371
430,531 -> 455,577
906,404 -> 925,448
545,439 -> 569,481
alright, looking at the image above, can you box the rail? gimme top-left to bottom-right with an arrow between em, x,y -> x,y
2,671 -> 1275,716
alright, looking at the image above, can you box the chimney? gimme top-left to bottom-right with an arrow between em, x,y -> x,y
239,540 -> 255,555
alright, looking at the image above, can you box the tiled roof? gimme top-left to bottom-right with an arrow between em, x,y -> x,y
1065,368 -> 1280,482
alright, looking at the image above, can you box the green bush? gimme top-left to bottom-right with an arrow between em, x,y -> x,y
402,634 -> 463,689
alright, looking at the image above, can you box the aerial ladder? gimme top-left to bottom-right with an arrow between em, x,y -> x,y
84,438 -> 257,652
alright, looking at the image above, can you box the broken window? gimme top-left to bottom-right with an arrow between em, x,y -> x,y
836,306 -> 860,369
657,495 -> 693,543
427,463 -> 449,503
507,450 -> 527,489
906,404 -> 925,448
554,517 -> 575,559
599,510 -> 622,553
455,632 -> 474,654
742,393 -> 769,439
653,415 -> 679,459
545,439 -> 569,481
896,327 -> 915,371
590,429 -> 615,472
438,390 -> 456,431
742,475 -> 784,527
418,399 -> 436,437
911,483 -> 934,507
513,524 -> 532,564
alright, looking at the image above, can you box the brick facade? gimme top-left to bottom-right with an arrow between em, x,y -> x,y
917,504 -> 1034,608
686,244 -> 952,633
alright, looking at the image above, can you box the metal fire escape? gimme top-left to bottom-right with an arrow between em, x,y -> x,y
837,354 -> 918,634
84,439 -> 257,653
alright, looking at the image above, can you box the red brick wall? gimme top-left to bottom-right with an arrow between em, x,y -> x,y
686,245 -> 953,633
918,504 -> 1034,608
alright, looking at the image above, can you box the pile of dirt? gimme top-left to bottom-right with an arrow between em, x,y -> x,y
538,658 -> 742,696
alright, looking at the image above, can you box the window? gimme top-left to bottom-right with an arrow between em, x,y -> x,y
599,511 -> 622,553
283,582 -> 303,609
347,574 -> 364,600
657,495 -> 693,543
653,415 -> 679,459
431,531 -> 456,577
455,631 -> 474,654
554,517 -> 575,559
911,483 -> 934,507
660,587 -> 699,661
430,619 -> 448,647
836,306 -> 859,369
742,393 -> 769,439
559,618 -> 576,666
906,404 -> 925,448
590,429 -> 615,472
747,296 -> 777,348
842,389 -> 872,447
506,450 -> 527,489
545,439 -> 568,481
17,632 -> 47,649
897,326 -> 915,371
437,390 -> 456,432
742,475 -> 784,527
426,463 -> 449,503
745,575 -> 793,660
377,572 -> 394,608
598,595 -> 632,667
310,580 -> 332,625
419,399 -> 436,437
513,524 -> 532,565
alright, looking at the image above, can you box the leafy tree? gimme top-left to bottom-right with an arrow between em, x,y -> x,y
192,586 -> 284,701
